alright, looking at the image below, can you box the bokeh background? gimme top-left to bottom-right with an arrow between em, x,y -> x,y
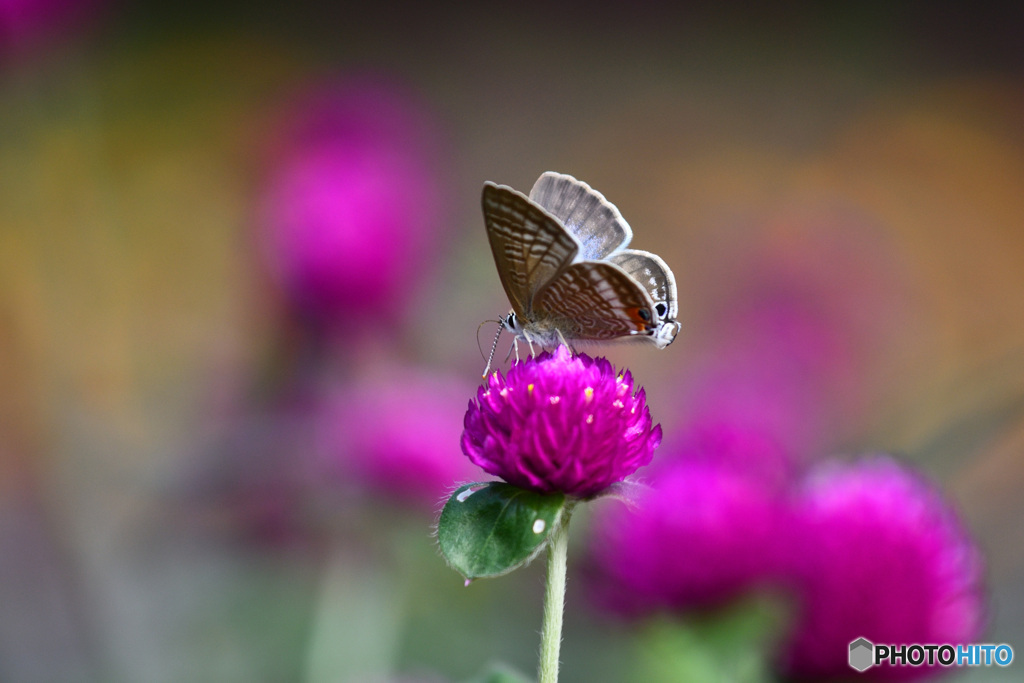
2,2 -> 1023,681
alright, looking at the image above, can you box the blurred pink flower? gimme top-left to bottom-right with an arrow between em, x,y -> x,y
670,354 -> 828,488
258,75 -> 447,328
780,456 -> 986,681
587,460 -> 789,615
462,346 -> 662,498
0,0 -> 103,54
321,368 -> 483,510
667,216 -> 905,484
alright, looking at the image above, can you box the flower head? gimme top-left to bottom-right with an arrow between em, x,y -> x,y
780,456 -> 986,681
461,346 -> 661,497
665,215 -> 907,484
321,368 -> 483,510
670,356 -> 827,489
258,75 -> 446,326
588,460 -> 790,615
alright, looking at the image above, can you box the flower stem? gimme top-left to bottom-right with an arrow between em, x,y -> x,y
538,505 -> 573,683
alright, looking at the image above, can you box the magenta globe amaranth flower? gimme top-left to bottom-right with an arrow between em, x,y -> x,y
780,456 -> 985,681
321,368 -> 484,510
258,75 -> 446,326
461,346 -> 662,497
588,460 -> 790,615
670,355 -> 828,489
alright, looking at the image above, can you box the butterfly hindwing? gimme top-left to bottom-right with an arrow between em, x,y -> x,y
608,249 -> 679,321
482,182 -> 580,316
532,261 -> 656,340
528,172 -> 632,261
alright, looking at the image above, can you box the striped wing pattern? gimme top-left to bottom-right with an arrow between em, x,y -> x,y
532,262 -> 655,339
482,182 -> 579,316
528,172 -> 632,260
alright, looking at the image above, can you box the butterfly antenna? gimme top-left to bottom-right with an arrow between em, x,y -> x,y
479,320 -> 504,379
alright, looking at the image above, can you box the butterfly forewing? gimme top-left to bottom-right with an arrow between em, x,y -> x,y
608,249 -> 679,320
528,172 -> 632,261
482,182 -> 580,316
532,262 -> 656,339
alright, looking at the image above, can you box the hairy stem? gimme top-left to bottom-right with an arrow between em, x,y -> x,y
538,505 -> 573,683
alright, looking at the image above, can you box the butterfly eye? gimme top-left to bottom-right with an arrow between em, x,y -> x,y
655,302 -> 668,318
637,308 -> 651,322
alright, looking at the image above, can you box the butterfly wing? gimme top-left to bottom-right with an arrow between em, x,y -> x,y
482,182 -> 580,316
532,261 -> 657,340
608,249 -> 679,321
528,172 -> 632,260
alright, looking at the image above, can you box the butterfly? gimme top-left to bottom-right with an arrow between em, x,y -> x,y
481,171 -> 680,364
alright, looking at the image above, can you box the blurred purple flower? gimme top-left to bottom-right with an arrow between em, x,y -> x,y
462,346 -> 661,497
588,460 -> 790,615
712,215 -> 902,383
258,76 -> 447,327
667,215 -> 906,484
322,368 -> 483,510
780,456 -> 986,681
670,354 -> 827,488
0,0 -> 103,54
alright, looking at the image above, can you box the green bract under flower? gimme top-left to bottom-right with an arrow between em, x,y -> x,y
461,346 -> 662,497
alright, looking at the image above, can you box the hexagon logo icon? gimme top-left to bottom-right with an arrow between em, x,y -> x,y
849,637 -> 874,672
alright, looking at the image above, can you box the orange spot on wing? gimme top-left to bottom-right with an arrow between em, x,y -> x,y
626,307 -> 656,330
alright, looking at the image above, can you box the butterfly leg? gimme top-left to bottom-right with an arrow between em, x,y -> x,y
506,339 -> 519,364
555,329 -> 573,353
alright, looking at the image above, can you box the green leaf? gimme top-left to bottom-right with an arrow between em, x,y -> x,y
438,482 -> 565,581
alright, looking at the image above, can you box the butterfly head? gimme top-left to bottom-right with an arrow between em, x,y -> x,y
501,311 -> 524,337
645,300 -> 680,348
649,318 -> 681,349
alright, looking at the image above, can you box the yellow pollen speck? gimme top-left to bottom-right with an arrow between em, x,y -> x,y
549,396 -> 561,405
584,387 -> 594,403
613,399 -> 624,409
586,414 -> 594,424
528,383 -> 534,393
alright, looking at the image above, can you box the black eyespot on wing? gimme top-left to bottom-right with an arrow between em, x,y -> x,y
608,249 -> 679,321
655,302 -> 667,317
637,308 -> 651,322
